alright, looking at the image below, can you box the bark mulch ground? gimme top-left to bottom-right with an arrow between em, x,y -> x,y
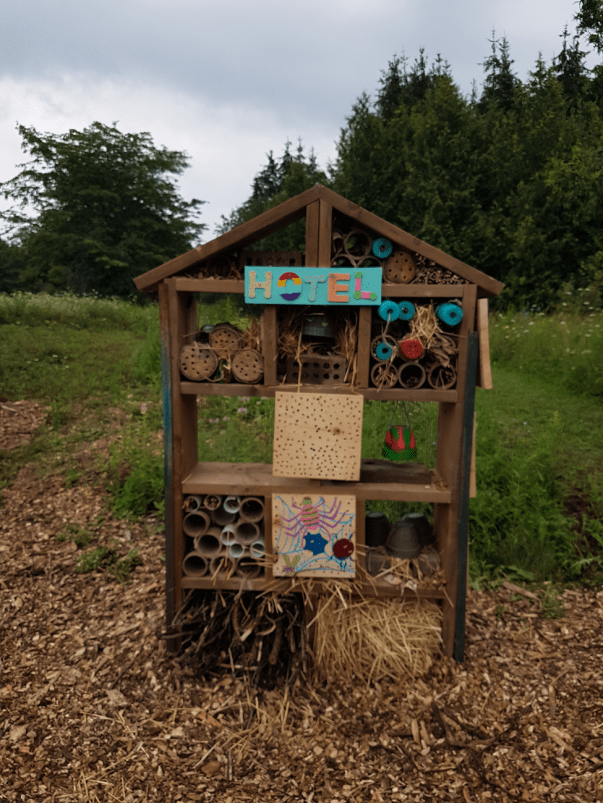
1,407 -> 602,802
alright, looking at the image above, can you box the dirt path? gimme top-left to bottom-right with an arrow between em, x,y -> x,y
1,406 -> 602,802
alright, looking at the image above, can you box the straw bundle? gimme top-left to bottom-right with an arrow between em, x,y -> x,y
408,302 -> 440,348
239,315 -> 262,352
311,593 -> 442,685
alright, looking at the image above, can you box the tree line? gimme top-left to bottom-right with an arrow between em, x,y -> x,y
226,27 -> 603,310
2,2 -> 603,308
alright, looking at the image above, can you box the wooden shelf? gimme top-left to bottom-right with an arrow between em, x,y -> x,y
181,381 -> 457,403
381,284 -> 467,298
175,277 -> 244,293
182,461 -> 450,503
180,575 -> 446,599
174,277 -> 468,298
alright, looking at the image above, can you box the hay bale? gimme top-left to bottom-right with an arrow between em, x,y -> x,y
311,593 -> 441,685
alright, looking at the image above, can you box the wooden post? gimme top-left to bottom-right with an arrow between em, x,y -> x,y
435,283 -> 477,657
164,279 -> 199,650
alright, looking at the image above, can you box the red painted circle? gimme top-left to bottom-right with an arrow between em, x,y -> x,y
400,338 -> 423,360
333,538 -> 354,559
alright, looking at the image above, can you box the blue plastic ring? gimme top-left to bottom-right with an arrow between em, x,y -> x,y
376,342 -> 393,360
398,300 -> 416,321
436,302 -> 463,326
378,300 -> 399,322
372,238 -> 393,259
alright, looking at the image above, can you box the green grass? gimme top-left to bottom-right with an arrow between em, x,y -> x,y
490,308 -> 603,398
1,291 -> 602,589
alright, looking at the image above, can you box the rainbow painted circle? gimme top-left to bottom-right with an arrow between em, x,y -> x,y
278,271 -> 302,301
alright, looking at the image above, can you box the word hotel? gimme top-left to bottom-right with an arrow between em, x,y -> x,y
245,266 -> 383,306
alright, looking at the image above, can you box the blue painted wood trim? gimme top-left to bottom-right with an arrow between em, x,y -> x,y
454,331 -> 479,663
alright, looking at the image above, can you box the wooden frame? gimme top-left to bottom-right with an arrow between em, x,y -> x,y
141,186 -> 503,660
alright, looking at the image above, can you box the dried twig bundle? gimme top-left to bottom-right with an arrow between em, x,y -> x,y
239,315 -> 262,352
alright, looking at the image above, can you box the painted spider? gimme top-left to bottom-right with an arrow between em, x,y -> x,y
274,495 -> 355,573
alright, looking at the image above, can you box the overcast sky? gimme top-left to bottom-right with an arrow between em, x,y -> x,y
0,0 -> 597,241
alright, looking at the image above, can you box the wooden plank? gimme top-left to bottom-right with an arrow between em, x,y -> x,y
476,298 -> 493,390
305,199 -> 320,267
381,284 -> 467,298
436,282 -> 477,657
318,199 -> 332,268
182,461 -> 451,503
361,388 -> 457,402
357,308 -> 372,388
174,278 -> 244,294
180,381 -> 457,403
470,414 -> 477,498
454,332 -> 479,662
181,381 -> 269,397
180,575 -> 446,598
158,283 -> 177,648
166,280 -> 199,646
355,496 -> 366,574
134,185 -> 321,292
263,493 -> 274,583
261,306 -> 278,386
318,186 -> 505,298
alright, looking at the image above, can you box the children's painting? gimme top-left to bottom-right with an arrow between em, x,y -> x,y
272,494 -> 356,578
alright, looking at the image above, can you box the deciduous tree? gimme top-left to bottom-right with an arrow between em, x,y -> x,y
0,122 -> 205,298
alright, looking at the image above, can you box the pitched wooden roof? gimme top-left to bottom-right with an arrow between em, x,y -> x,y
134,185 -> 504,297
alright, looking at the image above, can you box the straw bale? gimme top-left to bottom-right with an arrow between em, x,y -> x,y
311,592 -> 442,685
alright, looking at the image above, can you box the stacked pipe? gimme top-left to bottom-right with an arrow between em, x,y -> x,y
181,494 -> 265,580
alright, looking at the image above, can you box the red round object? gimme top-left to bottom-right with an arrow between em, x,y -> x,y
400,338 -> 423,360
333,538 -> 354,559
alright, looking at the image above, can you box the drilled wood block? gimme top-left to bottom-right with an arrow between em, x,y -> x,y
273,493 -> 356,577
285,354 -> 348,386
272,392 -> 363,481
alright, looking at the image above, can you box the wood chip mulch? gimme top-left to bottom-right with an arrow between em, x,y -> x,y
0,400 -> 51,451
1,410 -> 602,802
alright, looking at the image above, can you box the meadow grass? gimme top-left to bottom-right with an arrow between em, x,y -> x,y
1,291 -> 602,586
490,307 -> 603,398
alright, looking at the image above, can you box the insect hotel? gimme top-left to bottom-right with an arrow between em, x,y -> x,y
134,185 -> 503,669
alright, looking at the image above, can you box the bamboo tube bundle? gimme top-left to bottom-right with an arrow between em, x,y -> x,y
235,557 -> 262,579
203,494 -> 222,511
410,254 -> 469,285
331,229 -> 345,258
239,497 -> 264,523
343,230 -> 372,260
228,542 -> 246,559
209,554 -> 237,580
182,552 -> 209,578
206,254 -> 236,278
223,496 -> 241,514
250,538 -> 265,559
427,362 -> 457,390
183,510 -> 211,539
371,362 -> 398,389
220,524 -> 237,546
211,503 -> 236,527
193,527 -> 223,558
182,494 -> 205,513
234,520 -> 261,546
398,361 -> 427,389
